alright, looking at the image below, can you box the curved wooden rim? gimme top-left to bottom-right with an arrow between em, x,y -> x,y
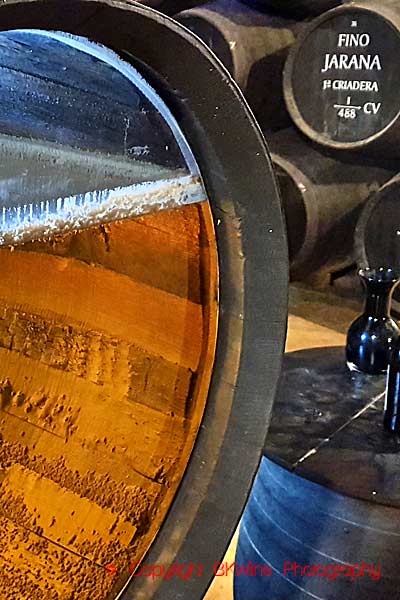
0,2 -> 289,598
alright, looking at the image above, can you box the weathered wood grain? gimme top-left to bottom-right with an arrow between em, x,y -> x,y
0,201 -> 218,600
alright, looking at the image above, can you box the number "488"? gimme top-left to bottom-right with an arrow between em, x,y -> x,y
338,107 -> 356,119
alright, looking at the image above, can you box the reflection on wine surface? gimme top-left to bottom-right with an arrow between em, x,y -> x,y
0,29 -> 206,245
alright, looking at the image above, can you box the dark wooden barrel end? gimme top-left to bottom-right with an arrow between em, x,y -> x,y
270,129 -> 393,280
284,2 -> 400,156
355,175 -> 400,314
175,0 -> 297,133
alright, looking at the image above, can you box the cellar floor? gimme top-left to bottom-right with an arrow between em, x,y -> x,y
204,284 -> 360,600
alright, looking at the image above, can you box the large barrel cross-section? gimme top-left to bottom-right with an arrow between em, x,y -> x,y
0,2 -> 288,600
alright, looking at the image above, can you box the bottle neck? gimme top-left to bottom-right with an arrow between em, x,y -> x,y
365,290 -> 391,317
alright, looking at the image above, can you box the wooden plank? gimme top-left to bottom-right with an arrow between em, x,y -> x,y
0,200 -> 218,600
0,515 -> 114,600
0,303 -> 195,418
0,250 -> 202,370
0,31 -> 184,167
2,465 -> 137,560
0,32 -> 141,106
24,205 -> 203,303
286,314 -> 346,351
0,344 -> 188,481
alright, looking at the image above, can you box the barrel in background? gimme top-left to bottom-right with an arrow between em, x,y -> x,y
176,0 -> 400,288
240,0 -> 346,16
269,128 -> 393,281
235,345 -> 400,600
235,456 -> 400,600
150,0 -> 210,14
355,174 -> 400,312
355,174 -> 400,271
176,0 -> 298,132
284,2 -> 400,156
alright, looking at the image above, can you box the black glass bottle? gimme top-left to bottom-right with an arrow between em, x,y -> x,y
384,338 -> 400,434
346,267 -> 400,375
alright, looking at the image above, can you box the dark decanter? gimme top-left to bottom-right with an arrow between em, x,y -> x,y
346,267 -> 400,375
384,338 -> 400,434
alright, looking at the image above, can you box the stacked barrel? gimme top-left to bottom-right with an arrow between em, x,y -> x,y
174,0 -> 400,286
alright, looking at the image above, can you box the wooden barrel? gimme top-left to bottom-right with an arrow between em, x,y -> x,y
137,1 -> 163,6
0,2 -> 289,600
175,0 -> 297,132
235,346 -> 400,599
355,174 -> 400,271
140,1 -> 208,13
240,0 -> 345,16
284,2 -> 400,156
355,174 -> 400,313
269,128 -> 393,280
